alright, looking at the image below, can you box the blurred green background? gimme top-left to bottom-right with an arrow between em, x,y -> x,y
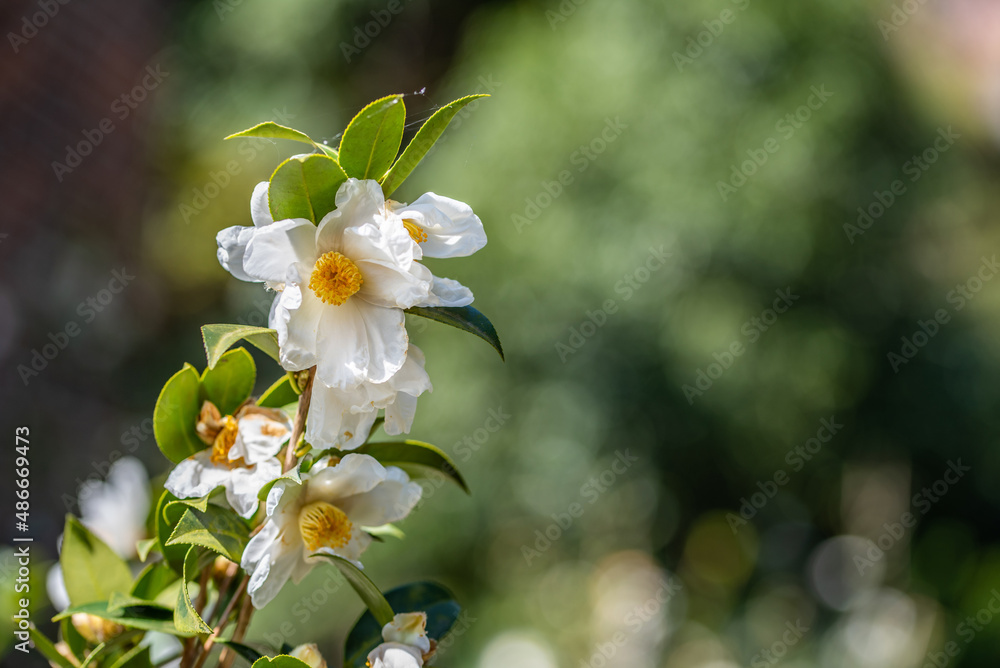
5,0 -> 1000,665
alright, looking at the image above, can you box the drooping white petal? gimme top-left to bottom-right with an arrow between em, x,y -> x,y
164,452 -> 231,501
244,219 -> 318,285
306,454 -> 386,502
272,284 -> 322,372
305,382 -> 380,451
367,643 -> 423,668
355,258 -> 434,309
382,613 -> 431,654
314,179 -> 388,254
250,181 -> 274,228
46,565 -> 70,612
245,535 -> 300,609
225,459 -> 282,519
415,276 -> 474,308
392,192 -> 487,258
336,466 -> 422,528
231,412 -> 291,465
216,226 -> 259,283
314,300 -> 408,389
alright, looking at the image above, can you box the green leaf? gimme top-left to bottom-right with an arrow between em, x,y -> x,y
155,491 -> 189,570
381,94 -> 489,197
60,516 -> 133,606
175,547 -> 212,635
218,640 -> 264,664
29,626 -> 76,668
108,644 -> 152,668
53,602 -> 190,637
250,657 -> 312,668
153,364 -> 204,464
257,374 -> 301,409
225,122 -> 317,146
202,324 -> 280,369
131,563 -> 179,601
357,440 -> 469,493
316,143 -> 339,160
166,506 -> 250,562
406,305 -> 504,360
201,347 -> 257,415
80,642 -> 106,668
268,154 -> 348,223
339,95 -> 406,180
136,538 -> 158,562
344,582 -> 462,668
312,554 -> 394,626
61,617 -> 88,660
257,468 -> 301,502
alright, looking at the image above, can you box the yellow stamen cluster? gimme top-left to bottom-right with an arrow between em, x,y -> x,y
298,501 -> 353,551
402,219 -> 428,244
209,416 -> 239,465
309,251 -> 364,305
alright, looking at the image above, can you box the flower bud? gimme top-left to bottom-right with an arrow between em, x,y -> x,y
290,643 -> 327,668
71,613 -> 124,644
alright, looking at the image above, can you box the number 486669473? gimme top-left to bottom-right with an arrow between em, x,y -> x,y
15,427 -> 29,526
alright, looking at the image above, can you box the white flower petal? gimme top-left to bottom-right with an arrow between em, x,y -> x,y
164,452 -> 229,503
306,453 -> 386,502
356,259 -> 433,309
216,226 -> 258,283
316,527 -> 372,563
245,536 -> 300,609
337,466 -> 422,527
367,643 -> 423,668
315,179 -> 388,254
415,276 -> 474,308
314,300 -> 408,389
382,613 -> 431,653
395,192 -> 487,258
305,382 -> 379,451
225,459 -> 282,519
244,219 -> 318,284
250,181 -> 273,227
273,286 -> 323,372
231,412 -> 291,465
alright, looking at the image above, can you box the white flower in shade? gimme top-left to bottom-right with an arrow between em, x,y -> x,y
306,345 -> 432,451
241,453 -> 422,609
216,178 -> 474,390
386,193 -> 487,259
164,402 -> 291,519
367,613 -> 434,668
289,643 -> 327,668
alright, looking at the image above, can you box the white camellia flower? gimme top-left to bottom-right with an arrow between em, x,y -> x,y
306,345 -> 432,451
241,453 -> 422,609
216,178 -> 474,391
367,612 -> 434,668
164,402 -> 291,519
386,193 -> 487,259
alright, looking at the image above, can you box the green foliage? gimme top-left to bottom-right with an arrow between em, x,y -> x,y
153,364 -> 204,464
166,505 -> 250,562
175,546 -> 212,635
108,645 -> 151,668
201,346 -> 256,415
357,440 -> 469,493
130,563 -> 179,602
29,627 -> 75,668
250,656 -> 312,668
406,305 -> 504,360
218,640 -> 265,664
202,324 -> 280,369
257,374 -> 301,408
53,602 -> 187,637
381,95 -> 489,197
268,154 -> 348,224
155,490 -> 190,570
312,554 -> 394,626
339,95 -> 406,181
59,516 -> 133,606
225,121 -> 317,147
344,582 -> 461,668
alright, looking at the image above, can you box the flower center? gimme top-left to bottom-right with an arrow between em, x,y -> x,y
210,416 -> 239,465
402,219 -> 428,244
309,252 -> 363,305
298,501 -> 353,551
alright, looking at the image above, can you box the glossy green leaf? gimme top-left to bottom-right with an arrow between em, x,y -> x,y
218,640 -> 264,664
257,374 -> 300,409
155,490 -> 189,569
166,506 -> 250,562
61,617 -> 88,660
250,657 -> 312,668
344,582 -> 462,668
175,546 -> 212,635
153,364 -> 204,464
60,516 -> 133,606
381,94 -> 489,196
225,122 -> 317,146
316,143 -> 339,160
406,305 -> 504,360
257,468 -> 301,502
29,626 -> 75,668
130,563 -> 179,602
357,440 -> 469,493
108,644 -> 151,668
53,602 -> 190,637
201,347 -> 256,415
312,554 -> 394,626
268,154 -> 348,223
202,324 -> 280,369
136,537 -> 158,562
339,95 -> 405,180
